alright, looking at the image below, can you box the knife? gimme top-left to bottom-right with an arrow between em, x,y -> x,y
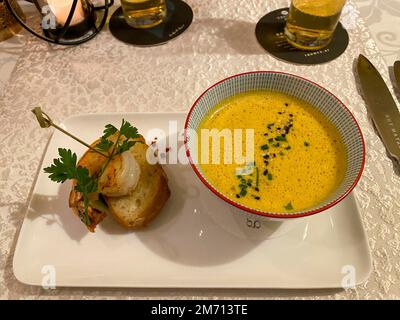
357,54 -> 400,165
395,61 -> 400,89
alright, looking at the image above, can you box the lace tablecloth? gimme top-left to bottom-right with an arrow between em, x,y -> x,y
1,0 -> 400,299
356,0 -> 400,65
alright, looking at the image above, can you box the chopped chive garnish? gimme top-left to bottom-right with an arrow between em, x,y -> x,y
285,146 -> 291,150
267,173 -> 273,181
284,202 -> 293,210
261,144 -> 269,150
240,189 -> 247,197
273,143 -> 280,147
256,167 -> 259,188
268,138 -> 274,143
275,135 -> 287,142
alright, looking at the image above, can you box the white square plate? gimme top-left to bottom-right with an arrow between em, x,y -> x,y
13,113 -> 372,288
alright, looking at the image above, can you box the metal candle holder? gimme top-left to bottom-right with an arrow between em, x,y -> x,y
4,0 -> 113,45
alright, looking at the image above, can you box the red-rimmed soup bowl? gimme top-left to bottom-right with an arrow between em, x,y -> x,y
184,71 -> 365,220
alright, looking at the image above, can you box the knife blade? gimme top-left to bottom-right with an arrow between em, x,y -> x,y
395,61 -> 400,89
357,54 -> 400,164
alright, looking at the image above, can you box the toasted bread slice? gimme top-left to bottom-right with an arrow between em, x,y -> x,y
105,139 -> 170,229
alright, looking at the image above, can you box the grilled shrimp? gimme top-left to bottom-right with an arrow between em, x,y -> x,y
69,135 -> 143,232
98,151 -> 141,197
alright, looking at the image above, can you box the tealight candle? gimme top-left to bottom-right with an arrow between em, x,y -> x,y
47,0 -> 86,27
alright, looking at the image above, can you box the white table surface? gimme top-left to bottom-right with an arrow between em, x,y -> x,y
1,1 -> 399,90
0,0 -> 399,300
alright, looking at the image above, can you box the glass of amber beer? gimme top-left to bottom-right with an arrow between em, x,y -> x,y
284,0 -> 346,50
121,0 -> 167,29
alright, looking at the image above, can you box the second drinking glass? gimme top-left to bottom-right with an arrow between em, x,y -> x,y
284,0 -> 347,50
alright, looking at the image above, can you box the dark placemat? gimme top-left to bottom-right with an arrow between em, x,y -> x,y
255,8 -> 349,65
109,0 -> 193,46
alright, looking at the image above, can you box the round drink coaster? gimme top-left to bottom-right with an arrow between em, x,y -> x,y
109,0 -> 193,46
255,8 -> 349,65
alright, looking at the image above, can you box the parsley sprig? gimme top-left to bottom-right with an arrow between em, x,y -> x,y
44,148 -> 97,225
93,119 -> 141,185
33,108 -> 141,227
